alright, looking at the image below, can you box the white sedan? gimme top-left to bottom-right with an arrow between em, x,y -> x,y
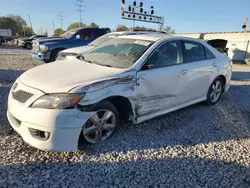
7,35 -> 232,151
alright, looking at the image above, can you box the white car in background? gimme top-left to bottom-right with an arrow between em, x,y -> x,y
56,31 -> 166,61
7,34 -> 232,151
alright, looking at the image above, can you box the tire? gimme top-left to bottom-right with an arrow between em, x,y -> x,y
49,49 -> 63,62
205,77 -> 223,105
79,101 -> 120,145
25,43 -> 32,49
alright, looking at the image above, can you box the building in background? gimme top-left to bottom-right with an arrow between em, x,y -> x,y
0,29 -> 12,38
175,31 -> 250,62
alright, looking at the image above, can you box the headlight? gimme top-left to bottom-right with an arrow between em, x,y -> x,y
31,93 -> 85,109
40,45 -> 49,51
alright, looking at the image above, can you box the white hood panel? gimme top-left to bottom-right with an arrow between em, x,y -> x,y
62,46 -> 94,54
19,59 -> 123,93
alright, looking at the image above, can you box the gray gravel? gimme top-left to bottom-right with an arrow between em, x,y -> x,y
0,47 -> 250,188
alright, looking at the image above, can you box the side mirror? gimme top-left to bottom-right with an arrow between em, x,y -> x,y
142,64 -> 154,70
75,35 -> 80,40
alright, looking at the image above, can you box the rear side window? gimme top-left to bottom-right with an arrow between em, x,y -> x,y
204,46 -> 216,59
183,41 -> 206,62
95,30 -> 106,38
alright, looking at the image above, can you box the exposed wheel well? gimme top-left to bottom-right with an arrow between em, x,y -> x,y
50,48 -> 65,61
103,96 -> 133,121
217,75 -> 226,92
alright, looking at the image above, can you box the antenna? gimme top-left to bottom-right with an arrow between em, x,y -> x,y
76,0 -> 86,27
57,12 -> 64,30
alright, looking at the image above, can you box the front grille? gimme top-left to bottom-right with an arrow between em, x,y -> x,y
32,42 -> 39,51
12,90 -> 34,103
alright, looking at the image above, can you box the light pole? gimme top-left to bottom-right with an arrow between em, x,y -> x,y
121,0 -> 164,31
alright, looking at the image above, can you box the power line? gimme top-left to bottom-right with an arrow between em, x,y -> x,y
76,0 -> 86,27
57,12 -> 64,30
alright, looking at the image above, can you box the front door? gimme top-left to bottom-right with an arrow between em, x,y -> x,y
136,41 -> 188,116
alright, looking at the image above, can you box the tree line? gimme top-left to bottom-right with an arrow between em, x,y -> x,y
0,14 -> 175,37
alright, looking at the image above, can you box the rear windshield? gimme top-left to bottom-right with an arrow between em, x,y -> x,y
82,38 -> 153,68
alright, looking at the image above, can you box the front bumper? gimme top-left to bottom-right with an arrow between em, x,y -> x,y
7,80 -> 94,151
31,50 -> 51,61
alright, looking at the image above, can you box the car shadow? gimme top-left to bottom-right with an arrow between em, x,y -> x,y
0,156 -> 249,187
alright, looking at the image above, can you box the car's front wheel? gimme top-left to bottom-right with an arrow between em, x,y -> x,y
81,101 -> 119,144
25,43 -> 32,49
206,77 -> 223,105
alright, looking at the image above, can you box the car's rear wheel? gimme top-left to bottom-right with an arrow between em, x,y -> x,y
206,78 -> 223,105
81,101 -> 119,144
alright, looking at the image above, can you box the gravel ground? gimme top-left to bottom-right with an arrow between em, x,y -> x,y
0,47 -> 250,188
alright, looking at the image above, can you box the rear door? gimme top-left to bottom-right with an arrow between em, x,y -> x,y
180,40 -> 218,103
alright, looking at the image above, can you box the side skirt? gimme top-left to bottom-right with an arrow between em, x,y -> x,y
134,96 -> 206,124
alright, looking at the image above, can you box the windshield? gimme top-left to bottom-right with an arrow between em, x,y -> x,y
60,28 -> 80,39
88,33 -> 120,47
83,38 -> 153,68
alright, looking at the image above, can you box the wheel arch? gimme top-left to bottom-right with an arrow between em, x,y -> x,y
100,95 -> 135,121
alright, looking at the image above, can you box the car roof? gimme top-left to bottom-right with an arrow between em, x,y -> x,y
117,34 -> 170,42
117,34 -> 206,43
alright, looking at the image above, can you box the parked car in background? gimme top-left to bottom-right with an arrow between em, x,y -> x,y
7,35 -> 232,151
207,39 -> 229,56
56,31 -> 166,61
31,28 -> 107,63
18,35 -> 47,49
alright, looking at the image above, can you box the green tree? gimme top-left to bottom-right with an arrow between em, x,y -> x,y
88,22 -> 99,28
164,26 -> 175,35
23,26 -> 34,36
0,15 -> 28,36
54,28 -> 65,36
67,22 -> 86,30
116,25 -> 129,32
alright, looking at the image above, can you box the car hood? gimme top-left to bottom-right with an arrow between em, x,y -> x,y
37,36 -> 62,41
18,59 -> 124,93
60,46 -> 95,55
38,38 -> 68,45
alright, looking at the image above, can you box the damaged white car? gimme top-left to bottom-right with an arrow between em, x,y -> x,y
7,35 -> 232,151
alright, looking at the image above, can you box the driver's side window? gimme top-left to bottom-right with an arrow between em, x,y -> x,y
145,41 -> 182,69
79,29 -> 92,41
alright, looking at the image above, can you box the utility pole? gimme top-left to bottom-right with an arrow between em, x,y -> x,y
52,22 -> 55,34
28,15 -> 33,32
57,12 -> 64,30
76,0 -> 86,27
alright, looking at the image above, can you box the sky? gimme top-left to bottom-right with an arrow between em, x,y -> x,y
0,0 -> 249,36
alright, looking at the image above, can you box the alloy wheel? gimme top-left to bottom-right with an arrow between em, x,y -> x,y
83,110 -> 116,144
210,80 -> 222,103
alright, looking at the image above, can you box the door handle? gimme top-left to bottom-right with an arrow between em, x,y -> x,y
212,63 -> 218,67
179,70 -> 188,75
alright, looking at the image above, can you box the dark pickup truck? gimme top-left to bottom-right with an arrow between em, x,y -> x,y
31,27 -> 107,63
18,35 -> 47,49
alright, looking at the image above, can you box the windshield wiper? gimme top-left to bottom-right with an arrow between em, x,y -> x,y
92,61 -> 113,67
